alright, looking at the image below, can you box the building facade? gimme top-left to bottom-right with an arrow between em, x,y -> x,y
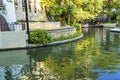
0,0 -> 16,22
0,0 -> 47,23
15,0 -> 47,21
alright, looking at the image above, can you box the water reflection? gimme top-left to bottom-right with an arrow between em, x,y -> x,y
0,50 -> 29,80
0,28 -> 120,80
82,27 -> 89,34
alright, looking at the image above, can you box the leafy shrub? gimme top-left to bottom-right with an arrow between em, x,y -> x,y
110,20 -> 116,23
30,29 -> 52,44
117,23 -> 120,27
72,23 -> 82,32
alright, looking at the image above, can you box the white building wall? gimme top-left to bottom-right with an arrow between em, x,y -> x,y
2,0 -> 16,22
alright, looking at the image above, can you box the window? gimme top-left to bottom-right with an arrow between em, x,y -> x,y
34,0 -> 36,13
28,0 -> 31,12
22,0 -> 25,11
0,0 -> 3,10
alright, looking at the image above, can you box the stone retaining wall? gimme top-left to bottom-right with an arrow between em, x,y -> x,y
29,22 -> 76,38
47,27 -> 76,38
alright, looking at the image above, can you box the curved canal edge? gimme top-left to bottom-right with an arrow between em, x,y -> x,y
0,34 -> 84,51
27,34 -> 84,48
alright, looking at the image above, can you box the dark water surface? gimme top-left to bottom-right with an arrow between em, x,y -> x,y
0,28 -> 120,80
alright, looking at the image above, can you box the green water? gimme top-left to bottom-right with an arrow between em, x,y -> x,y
0,28 -> 120,80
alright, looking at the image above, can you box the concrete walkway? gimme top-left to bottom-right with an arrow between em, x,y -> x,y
0,34 -> 84,51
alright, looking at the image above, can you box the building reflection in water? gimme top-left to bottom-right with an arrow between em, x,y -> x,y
82,27 -> 88,34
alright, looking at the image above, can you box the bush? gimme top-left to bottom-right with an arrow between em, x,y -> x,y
117,23 -> 120,27
30,29 -> 52,44
72,23 -> 82,32
110,20 -> 116,23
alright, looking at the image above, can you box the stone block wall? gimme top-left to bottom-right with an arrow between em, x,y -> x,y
29,22 -> 76,38
47,27 -> 76,38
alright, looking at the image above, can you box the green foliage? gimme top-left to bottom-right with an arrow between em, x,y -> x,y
72,23 -> 82,31
117,23 -> 120,27
101,0 -> 120,22
117,15 -> 120,20
30,29 -> 52,44
73,0 -> 103,21
117,15 -> 120,24
110,20 -> 116,23
42,0 -> 103,25
115,0 -> 120,16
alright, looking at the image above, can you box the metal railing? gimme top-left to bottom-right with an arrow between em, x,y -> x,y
0,22 -> 26,31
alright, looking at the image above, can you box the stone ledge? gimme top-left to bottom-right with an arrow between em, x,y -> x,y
47,27 -> 76,38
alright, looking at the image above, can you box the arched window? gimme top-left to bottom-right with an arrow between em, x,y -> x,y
0,15 -> 10,31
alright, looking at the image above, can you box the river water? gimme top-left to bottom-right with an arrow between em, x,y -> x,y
0,27 -> 120,80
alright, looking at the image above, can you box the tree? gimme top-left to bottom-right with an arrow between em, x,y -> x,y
42,0 -> 103,25
114,0 -> 120,23
101,0 -> 118,22
72,0 -> 103,22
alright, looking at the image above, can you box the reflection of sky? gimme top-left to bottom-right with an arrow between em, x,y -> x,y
0,67 -> 5,80
0,65 -> 23,80
92,69 -> 120,80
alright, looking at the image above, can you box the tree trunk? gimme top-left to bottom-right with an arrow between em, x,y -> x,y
60,19 -> 66,26
107,14 -> 111,22
60,11 -> 70,26
44,6 -> 53,21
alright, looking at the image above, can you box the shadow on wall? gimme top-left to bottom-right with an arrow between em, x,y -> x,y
0,15 -> 10,31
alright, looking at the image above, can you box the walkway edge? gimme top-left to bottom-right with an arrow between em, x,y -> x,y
48,34 -> 84,45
